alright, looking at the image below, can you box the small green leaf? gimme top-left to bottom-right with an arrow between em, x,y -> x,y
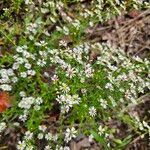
114,139 -> 122,144
90,130 -> 106,145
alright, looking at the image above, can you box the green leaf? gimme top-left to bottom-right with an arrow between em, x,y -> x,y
114,139 -> 122,144
90,130 -> 106,145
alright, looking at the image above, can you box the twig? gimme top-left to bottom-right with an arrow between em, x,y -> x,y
134,45 -> 150,56
118,9 -> 150,31
0,30 -> 16,46
0,146 -> 8,150
121,93 -> 150,113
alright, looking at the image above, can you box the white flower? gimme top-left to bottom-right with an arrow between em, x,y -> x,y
16,57 -> 26,64
72,19 -> 80,30
80,78 -> 85,83
19,110 -> 28,122
81,89 -> 87,94
35,97 -> 43,105
24,131 -> 33,140
64,127 -> 77,143
16,46 -> 23,53
56,94 -> 80,113
51,74 -> 59,83
37,59 -> 46,67
39,125 -> 47,132
59,40 -> 67,47
108,96 -> 117,107
36,41 -> 47,47
37,133 -> 44,139
18,97 -> 35,109
0,84 -> 12,91
89,106 -> 97,117
12,62 -> 20,70
45,132 -> 53,141
105,83 -> 113,90
63,26 -> 69,35
61,105 -> 70,114
27,70 -> 36,76
26,145 -> 34,150
24,0 -> 30,5
22,45 -> 28,49
13,122 -> 20,127
34,105 -> 40,110
53,134 -> 58,141
25,63 -> 31,69
56,26 -> 62,32
0,69 -> 7,75
44,72 -> 49,78
17,141 -> 26,150
72,94 -> 81,104
44,145 -> 52,150
98,125 -> 105,136
59,83 -> 70,93
0,122 -> 6,133
89,21 -> 93,27
56,93 -> 81,114
0,73 -> 9,83
63,146 -> 70,150
88,134 -> 94,142
39,50 -> 47,58
19,91 -> 26,97
41,8 -> 49,14
23,51 -> 31,58
139,123 -> 144,131
99,99 -> 107,109
0,76 -> 10,84
84,64 -> 94,78
20,72 -> 27,78
66,65 -> 76,78
7,69 -> 14,76
12,77 -> 18,83
19,115 -> 27,122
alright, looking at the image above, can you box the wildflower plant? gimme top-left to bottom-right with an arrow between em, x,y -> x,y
0,0 -> 150,149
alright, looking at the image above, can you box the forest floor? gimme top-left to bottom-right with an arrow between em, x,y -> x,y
0,1 -> 150,150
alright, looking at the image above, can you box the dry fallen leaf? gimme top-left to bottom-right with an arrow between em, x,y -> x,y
0,39 -> 4,46
61,35 -> 73,46
0,92 -> 11,113
89,49 -> 100,61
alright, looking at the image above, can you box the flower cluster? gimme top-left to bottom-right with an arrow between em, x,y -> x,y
0,68 -> 17,91
1,0 -> 150,149
37,125 -> 58,141
18,96 -> 43,110
17,130 -> 34,150
56,94 -> 81,114
18,95 -> 43,122
64,127 -> 77,143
